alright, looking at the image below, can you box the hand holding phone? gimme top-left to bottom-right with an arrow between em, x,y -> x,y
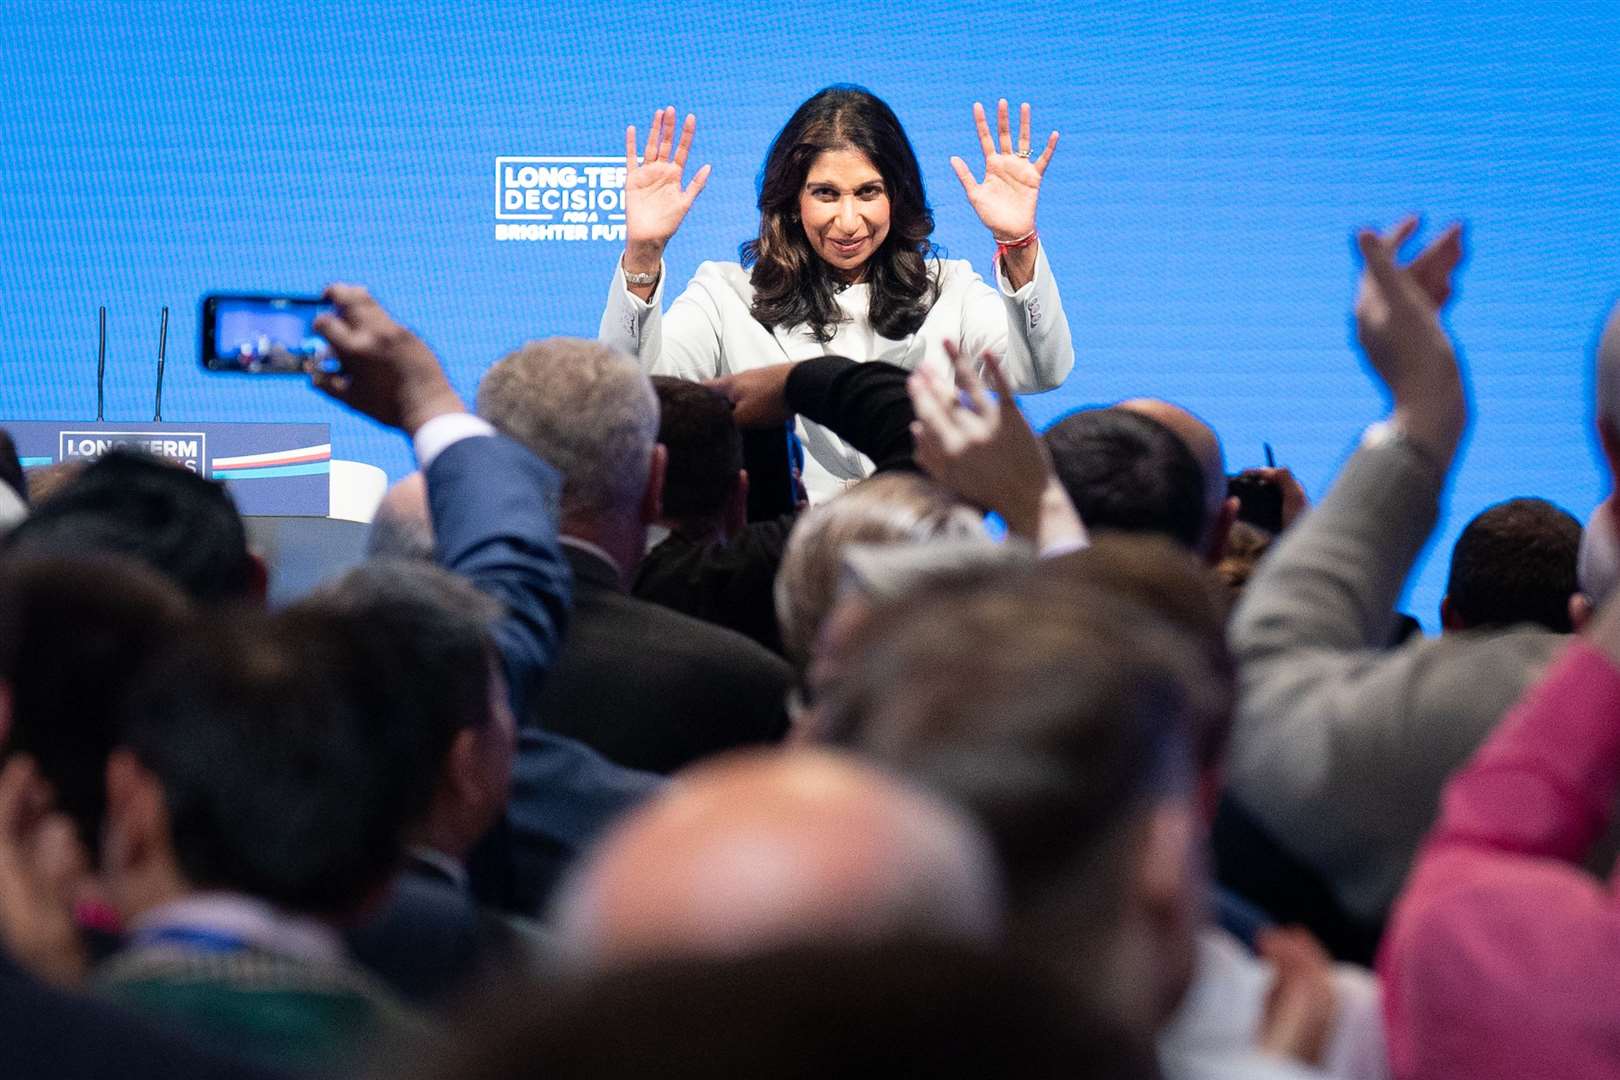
199,294 -> 333,374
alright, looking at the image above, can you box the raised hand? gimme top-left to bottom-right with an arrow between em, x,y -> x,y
1353,218 -> 1467,459
909,341 -> 1085,552
309,284 -> 464,435
624,106 -> 711,261
950,99 -> 1058,244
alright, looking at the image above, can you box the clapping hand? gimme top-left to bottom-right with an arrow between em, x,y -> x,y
950,100 -> 1058,245
624,107 -> 711,263
309,285 -> 464,436
908,341 -> 1085,552
1353,218 -> 1467,461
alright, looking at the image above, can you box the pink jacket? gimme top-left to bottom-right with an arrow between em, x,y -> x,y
1380,641 -> 1620,1080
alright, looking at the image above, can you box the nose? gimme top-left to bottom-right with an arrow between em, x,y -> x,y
836,197 -> 860,234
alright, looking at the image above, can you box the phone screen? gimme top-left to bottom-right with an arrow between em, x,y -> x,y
200,294 -> 332,373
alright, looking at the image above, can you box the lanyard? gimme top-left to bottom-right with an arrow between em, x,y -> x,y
131,925 -> 252,955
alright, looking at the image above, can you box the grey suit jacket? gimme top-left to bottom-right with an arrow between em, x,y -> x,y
1226,433 -> 1565,922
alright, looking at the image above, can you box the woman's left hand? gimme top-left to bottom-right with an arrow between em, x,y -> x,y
951,100 -> 1058,242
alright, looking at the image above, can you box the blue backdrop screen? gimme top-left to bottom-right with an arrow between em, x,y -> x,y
3,1 -> 1617,628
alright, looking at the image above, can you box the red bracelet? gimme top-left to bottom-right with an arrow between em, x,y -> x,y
995,228 -> 1039,263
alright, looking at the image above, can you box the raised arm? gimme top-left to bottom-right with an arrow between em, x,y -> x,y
599,108 -> 726,380
1224,221 -> 1467,910
310,285 -> 570,715
951,99 -> 1073,393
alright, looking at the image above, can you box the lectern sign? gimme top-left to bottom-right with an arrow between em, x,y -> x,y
5,421 -> 330,517
60,430 -> 206,473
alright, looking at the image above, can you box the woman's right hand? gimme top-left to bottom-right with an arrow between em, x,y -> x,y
623,106 -> 711,269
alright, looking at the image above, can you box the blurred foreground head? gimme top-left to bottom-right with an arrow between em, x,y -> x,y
405,939 -> 1157,1080
550,749 -> 1001,967
816,545 -> 1228,1031
775,472 -> 985,668
3,451 -> 262,604
103,608 -> 419,921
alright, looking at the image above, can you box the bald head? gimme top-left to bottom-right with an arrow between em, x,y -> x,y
367,472 -> 434,561
551,750 -> 1002,967
1117,400 -> 1225,518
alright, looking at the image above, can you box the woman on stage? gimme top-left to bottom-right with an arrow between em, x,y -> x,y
599,85 -> 1074,498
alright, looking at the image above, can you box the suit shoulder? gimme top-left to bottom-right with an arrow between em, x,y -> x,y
688,261 -> 755,305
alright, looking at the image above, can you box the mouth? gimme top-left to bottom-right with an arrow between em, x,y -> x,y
829,236 -> 867,255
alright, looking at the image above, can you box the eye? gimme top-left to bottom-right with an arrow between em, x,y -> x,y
859,184 -> 886,200
807,185 -> 838,200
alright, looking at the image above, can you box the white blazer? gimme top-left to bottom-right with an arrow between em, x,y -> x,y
599,246 -> 1074,499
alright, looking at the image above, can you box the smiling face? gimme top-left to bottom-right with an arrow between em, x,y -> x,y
798,147 -> 891,282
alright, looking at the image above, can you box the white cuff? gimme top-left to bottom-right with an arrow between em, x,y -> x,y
414,412 -> 496,468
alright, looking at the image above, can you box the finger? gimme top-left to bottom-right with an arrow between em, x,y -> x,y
908,369 -> 963,445
1356,229 -> 1405,298
672,113 -> 696,170
997,99 -> 1013,155
1409,222 -> 1464,306
1033,131 -> 1060,175
312,313 -> 362,357
1017,102 -> 1031,155
1381,216 -> 1420,255
979,350 -> 1015,404
948,156 -> 978,196
321,282 -> 371,311
643,109 -> 663,164
659,105 -> 676,163
684,163 -> 712,204
625,125 -> 638,172
948,343 -> 993,415
972,102 -> 995,161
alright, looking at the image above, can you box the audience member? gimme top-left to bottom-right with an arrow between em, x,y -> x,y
550,749 -> 1000,967
366,472 -> 435,561
633,356 -> 924,655
1118,398 -> 1238,561
0,557 -> 191,862
405,940 -> 1156,1080
1379,296 -> 1620,1080
632,377 -> 780,651
93,610 -> 420,1073
477,337 -> 792,774
0,797 -> 284,1080
0,428 -> 28,504
816,554 -> 1383,1079
1220,221 -> 1587,953
774,471 -> 985,668
308,287 -> 662,913
4,452 -> 265,605
1441,497 -> 1583,633
302,561 -> 543,1004
1043,405 -> 1208,550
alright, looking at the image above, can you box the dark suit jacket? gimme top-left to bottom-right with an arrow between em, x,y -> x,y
346,854 -> 533,1006
534,543 -> 793,774
426,436 -> 663,913
630,356 -> 919,656
0,948 -> 283,1080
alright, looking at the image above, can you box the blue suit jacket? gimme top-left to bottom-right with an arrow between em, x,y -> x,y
425,435 -> 663,914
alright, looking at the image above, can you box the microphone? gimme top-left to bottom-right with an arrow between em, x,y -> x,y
96,305 -> 107,422
153,306 -> 169,422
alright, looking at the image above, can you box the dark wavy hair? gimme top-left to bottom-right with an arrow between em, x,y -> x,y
741,86 -> 939,343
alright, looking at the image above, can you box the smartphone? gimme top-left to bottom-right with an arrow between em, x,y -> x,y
200,294 -> 332,373
1227,472 -> 1284,534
